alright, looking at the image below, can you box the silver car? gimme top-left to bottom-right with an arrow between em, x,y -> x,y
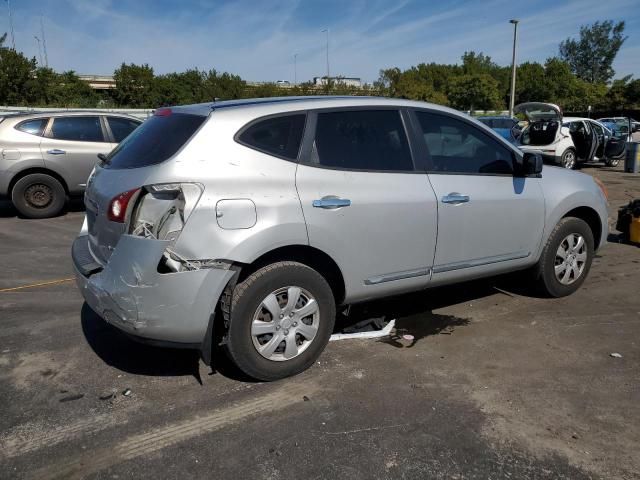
72,97 -> 609,380
0,111 -> 141,218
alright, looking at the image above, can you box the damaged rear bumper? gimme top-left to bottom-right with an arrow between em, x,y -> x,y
72,234 -> 235,345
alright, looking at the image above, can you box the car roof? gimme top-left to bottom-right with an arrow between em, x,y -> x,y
171,95 -> 465,117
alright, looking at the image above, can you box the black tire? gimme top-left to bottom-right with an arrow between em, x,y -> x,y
560,148 -> 577,169
604,157 -> 620,167
223,261 -> 336,381
534,217 -> 594,297
11,173 -> 66,219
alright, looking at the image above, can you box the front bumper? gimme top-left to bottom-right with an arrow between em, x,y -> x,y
72,234 -> 235,345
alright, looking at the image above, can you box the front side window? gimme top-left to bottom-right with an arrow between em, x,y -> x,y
312,110 -> 413,171
416,111 -> 513,174
16,118 -> 48,136
49,116 -> 104,142
107,117 -> 141,143
237,114 -> 306,160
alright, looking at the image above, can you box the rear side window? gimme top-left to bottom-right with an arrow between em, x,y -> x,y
416,111 -> 513,175
107,117 -> 141,143
16,118 -> 48,136
106,112 -> 205,169
49,116 -> 104,142
237,114 -> 306,160
312,110 -> 413,171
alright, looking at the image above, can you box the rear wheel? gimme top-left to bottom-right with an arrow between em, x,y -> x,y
604,157 -> 620,167
223,261 -> 336,381
11,173 -> 66,218
560,149 -> 577,169
534,217 -> 594,297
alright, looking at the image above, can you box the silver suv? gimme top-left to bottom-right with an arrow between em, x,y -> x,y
72,97 -> 609,381
0,111 -> 141,218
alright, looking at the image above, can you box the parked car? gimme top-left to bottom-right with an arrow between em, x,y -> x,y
597,117 -> 637,139
476,116 -> 520,143
516,102 -> 626,169
0,111 -> 142,218
72,96 -> 608,381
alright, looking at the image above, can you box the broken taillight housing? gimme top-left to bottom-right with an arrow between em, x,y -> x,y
108,188 -> 141,223
129,183 -> 203,243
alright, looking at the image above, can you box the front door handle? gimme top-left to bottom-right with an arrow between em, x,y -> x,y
312,197 -> 351,209
47,149 -> 66,155
441,193 -> 470,204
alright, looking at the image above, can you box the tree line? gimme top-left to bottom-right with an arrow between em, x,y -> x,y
1,21 -> 638,112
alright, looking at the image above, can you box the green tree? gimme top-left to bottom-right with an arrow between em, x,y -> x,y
515,62 -> 549,103
113,63 -> 156,107
447,74 -> 501,112
0,48 -> 37,105
559,20 -> 626,84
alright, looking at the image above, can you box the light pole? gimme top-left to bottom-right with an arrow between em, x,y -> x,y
294,53 -> 298,85
508,19 -> 519,117
321,28 -> 330,88
5,0 -> 16,49
40,15 -> 49,67
34,35 -> 43,66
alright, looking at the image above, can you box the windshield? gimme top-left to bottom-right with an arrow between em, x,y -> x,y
105,111 -> 206,169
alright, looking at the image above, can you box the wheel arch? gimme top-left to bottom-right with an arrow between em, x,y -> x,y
235,244 -> 346,306
8,167 -> 70,196
562,206 -> 602,250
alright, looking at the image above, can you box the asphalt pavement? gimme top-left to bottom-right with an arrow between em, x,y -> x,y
1,164 -> 639,479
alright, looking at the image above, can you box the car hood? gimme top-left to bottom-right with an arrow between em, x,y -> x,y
514,102 -> 562,122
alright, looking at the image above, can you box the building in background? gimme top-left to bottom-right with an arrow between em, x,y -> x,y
313,76 -> 362,87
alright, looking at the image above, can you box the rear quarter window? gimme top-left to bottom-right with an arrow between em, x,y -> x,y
16,118 -> 48,136
105,112 -> 206,169
237,114 -> 306,160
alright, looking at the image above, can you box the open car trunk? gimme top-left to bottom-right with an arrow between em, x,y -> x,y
515,102 -> 563,147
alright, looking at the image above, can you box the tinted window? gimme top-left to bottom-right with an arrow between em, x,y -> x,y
16,118 -> 48,136
50,116 -> 104,142
416,111 -> 513,174
312,110 -> 413,171
107,117 -> 141,143
238,114 -> 305,160
106,112 -> 205,169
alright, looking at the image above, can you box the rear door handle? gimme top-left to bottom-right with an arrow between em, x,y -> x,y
312,197 -> 351,209
47,149 -> 66,155
441,193 -> 470,204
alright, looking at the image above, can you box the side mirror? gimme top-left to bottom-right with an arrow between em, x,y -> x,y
516,152 -> 543,176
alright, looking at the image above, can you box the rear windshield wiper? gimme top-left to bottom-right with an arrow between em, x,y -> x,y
97,153 -> 111,166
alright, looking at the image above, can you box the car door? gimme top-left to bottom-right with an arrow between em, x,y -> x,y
411,109 -> 545,286
295,108 -> 438,303
40,116 -> 112,193
584,120 -> 598,161
602,124 -> 627,160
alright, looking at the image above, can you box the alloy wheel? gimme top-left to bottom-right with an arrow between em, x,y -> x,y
554,233 -> 587,285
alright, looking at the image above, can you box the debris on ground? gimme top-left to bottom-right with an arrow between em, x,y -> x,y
610,353 -> 623,358
330,319 -> 395,341
122,388 -> 132,396
59,393 -> 84,403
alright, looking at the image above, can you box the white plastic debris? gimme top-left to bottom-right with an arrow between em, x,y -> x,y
330,319 -> 395,341
610,352 -> 623,358
122,388 -> 132,396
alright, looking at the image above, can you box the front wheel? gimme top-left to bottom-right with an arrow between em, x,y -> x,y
534,217 -> 594,297
223,261 -> 336,381
560,149 -> 577,170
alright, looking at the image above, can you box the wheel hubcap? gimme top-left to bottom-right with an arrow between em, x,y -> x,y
563,152 -> 575,169
554,233 -> 587,285
251,286 -> 320,362
24,184 -> 53,208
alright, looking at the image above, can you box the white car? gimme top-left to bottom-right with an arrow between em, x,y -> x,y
516,102 -> 626,169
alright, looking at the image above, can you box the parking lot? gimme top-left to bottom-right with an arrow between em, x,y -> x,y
1,163 -> 639,479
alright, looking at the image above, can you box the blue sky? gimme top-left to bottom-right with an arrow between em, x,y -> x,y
4,0 -> 640,83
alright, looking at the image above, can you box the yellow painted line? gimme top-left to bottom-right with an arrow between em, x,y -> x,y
0,277 -> 75,293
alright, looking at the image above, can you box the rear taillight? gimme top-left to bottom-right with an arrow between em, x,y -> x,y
107,188 -> 141,223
